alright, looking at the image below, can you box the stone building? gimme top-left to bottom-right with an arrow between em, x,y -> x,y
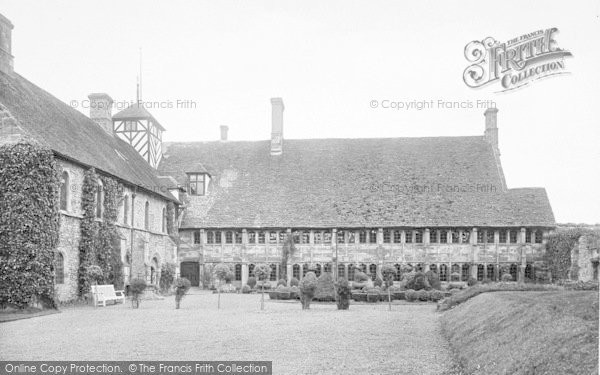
0,14 -> 179,301
160,98 -> 555,287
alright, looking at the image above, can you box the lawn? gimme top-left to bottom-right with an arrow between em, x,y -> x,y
441,291 -> 599,375
0,292 -> 456,375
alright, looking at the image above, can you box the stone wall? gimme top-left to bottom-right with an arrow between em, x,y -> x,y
572,234 -> 599,282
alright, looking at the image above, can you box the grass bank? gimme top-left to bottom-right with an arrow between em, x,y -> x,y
441,291 -> 599,375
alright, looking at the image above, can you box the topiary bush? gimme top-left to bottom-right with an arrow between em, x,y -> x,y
429,290 -> 445,302
417,289 -> 429,301
467,277 -> 478,287
174,277 -> 191,309
159,263 -> 176,294
451,272 -> 461,282
315,272 -> 335,301
129,278 -> 146,308
299,271 -> 318,309
277,278 -> 287,287
335,278 -> 350,310
290,277 -> 299,287
247,276 -> 257,289
501,273 -> 513,282
381,264 -> 397,289
225,271 -> 234,284
241,285 -> 252,294
405,289 -> 417,302
425,270 -> 441,290
374,276 -> 383,288
406,272 -> 431,291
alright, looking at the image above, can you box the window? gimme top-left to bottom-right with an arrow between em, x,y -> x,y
486,230 -> 495,244
347,265 -> 355,281
206,231 -> 214,244
415,263 -> 424,272
347,231 -> 355,244
270,264 -> 277,281
394,264 -> 402,281
302,264 -> 310,277
235,231 -> 242,244
323,231 -> 332,243
487,264 -> 496,281
359,263 -> 367,273
293,264 -> 301,280
451,230 -> 460,243
338,263 -> 345,279
510,264 -> 518,280
162,207 -> 167,233
258,231 -> 265,244
430,230 -> 438,243
525,229 -> 532,243
124,120 -> 138,131
248,231 -> 256,244
278,232 -> 285,243
214,231 -> 222,244
369,264 -> 377,280
439,264 -> 448,281
477,230 -> 484,243
383,230 -> 391,243
337,230 -> 345,244
55,252 -> 64,284
235,264 -> 242,281
144,201 -> 149,230
193,231 -> 201,244
315,264 -> 322,277
188,173 -> 206,196
393,230 -> 401,243
499,230 -> 507,243
324,263 -> 332,273
405,230 -> 413,243
248,264 -> 255,277
415,230 -> 423,243
96,181 -> 103,219
369,230 -> 377,244
314,231 -> 323,244
461,231 -> 470,243
461,264 -> 470,281
525,264 -> 533,280
269,232 -> 277,244
359,231 -> 367,243
292,231 -> 300,244
225,231 -> 233,244
123,195 -> 129,224
429,264 -> 438,274
302,231 -> 310,244
59,171 -> 69,211
477,264 -> 484,281
534,230 -> 543,243
440,230 -> 447,243
509,230 -> 518,243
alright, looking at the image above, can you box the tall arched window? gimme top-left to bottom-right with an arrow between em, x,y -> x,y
509,263 -> 518,281
314,264 -> 322,277
55,252 -> 64,284
439,264 -> 448,281
234,264 -> 242,281
270,263 -> 277,281
162,207 -> 167,233
337,263 -> 345,279
461,264 -> 470,281
292,264 -> 301,280
347,264 -> 355,282
123,195 -> 129,224
369,264 -> 377,280
302,264 -> 309,277
144,201 -> 150,230
477,264 -> 485,281
486,264 -> 496,281
394,264 -> 402,281
248,263 -> 255,277
59,171 -> 69,211
95,180 -> 103,219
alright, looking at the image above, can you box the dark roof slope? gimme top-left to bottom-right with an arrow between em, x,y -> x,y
159,137 -> 555,228
0,71 -> 175,202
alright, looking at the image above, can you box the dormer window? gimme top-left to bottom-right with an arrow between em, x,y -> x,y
188,173 -> 208,196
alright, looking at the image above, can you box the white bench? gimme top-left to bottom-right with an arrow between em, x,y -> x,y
91,285 -> 125,307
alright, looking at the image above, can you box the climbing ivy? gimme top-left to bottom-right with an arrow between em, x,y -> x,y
0,140 -> 60,308
77,168 -> 99,296
545,228 -> 599,281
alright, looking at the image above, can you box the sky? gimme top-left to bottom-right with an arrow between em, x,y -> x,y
1,0 -> 599,224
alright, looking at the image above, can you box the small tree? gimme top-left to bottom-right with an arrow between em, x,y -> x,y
129,278 -> 146,309
335,278 -> 350,310
159,263 -> 176,294
381,264 -> 397,310
247,276 -> 257,289
299,271 -> 318,309
254,263 -> 271,310
174,278 -> 191,309
214,263 -> 230,309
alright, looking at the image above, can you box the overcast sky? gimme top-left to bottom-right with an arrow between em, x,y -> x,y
2,0 -> 599,224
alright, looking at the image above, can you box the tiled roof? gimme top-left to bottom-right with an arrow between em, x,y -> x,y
159,137 -> 555,229
0,71 -> 176,202
113,102 -> 165,131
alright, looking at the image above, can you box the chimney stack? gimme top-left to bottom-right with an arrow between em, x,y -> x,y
0,13 -> 14,76
88,93 -> 114,135
484,107 -> 499,150
270,97 -> 284,156
220,125 -> 228,141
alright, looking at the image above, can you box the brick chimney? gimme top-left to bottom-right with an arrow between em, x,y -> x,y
220,125 -> 228,141
0,13 -> 14,76
88,93 -> 114,135
270,97 -> 284,156
484,107 -> 499,150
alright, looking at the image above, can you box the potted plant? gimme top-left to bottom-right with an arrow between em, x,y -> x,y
129,278 -> 146,309
299,271 -> 318,309
174,277 -> 191,309
335,278 -> 350,310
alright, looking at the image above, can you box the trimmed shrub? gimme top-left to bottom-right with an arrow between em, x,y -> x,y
159,263 -> 176,293
407,272 -> 430,291
381,264 -> 397,288
174,278 -> 191,309
374,276 -> 383,288
289,286 -> 300,299
277,278 -> 287,287
335,278 -> 350,310
425,271 -> 441,290
241,285 -> 252,294
429,290 -> 445,302
299,272 -> 318,309
467,277 -> 478,287
86,265 -> 104,285
448,282 -> 466,290
417,289 -> 429,301
315,272 -> 335,301
290,277 -> 299,287
224,271 -> 234,284
501,273 -> 513,282
247,276 -> 257,289
129,278 -> 146,308
405,289 -> 417,302
366,288 -> 380,303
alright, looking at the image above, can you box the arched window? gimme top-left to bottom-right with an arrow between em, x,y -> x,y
451,263 -> 460,275
510,264 -> 518,281
369,264 -> 377,280
477,264 -> 485,281
144,201 -> 150,230
314,264 -> 322,277
337,263 -> 345,279
429,264 -> 438,274
302,264 -> 310,277
439,264 -> 448,281
162,207 -> 167,233
292,264 -> 301,280
487,264 -> 496,281
394,264 -> 402,281
324,263 -> 332,273
416,263 -> 424,272
123,195 -> 129,224
270,263 -> 277,281
59,171 -> 69,211
347,264 -> 355,281
359,263 -> 367,274
96,180 -> 103,219
55,252 -> 64,284
248,264 -> 255,277
234,264 -> 242,281
461,264 -> 470,281
525,264 -> 533,281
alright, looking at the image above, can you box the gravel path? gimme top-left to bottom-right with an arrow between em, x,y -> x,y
0,292 -> 455,374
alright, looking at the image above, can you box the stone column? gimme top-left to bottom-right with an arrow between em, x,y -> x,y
424,228 -> 430,244
287,264 -> 293,284
242,264 -> 249,286
471,228 -> 477,245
